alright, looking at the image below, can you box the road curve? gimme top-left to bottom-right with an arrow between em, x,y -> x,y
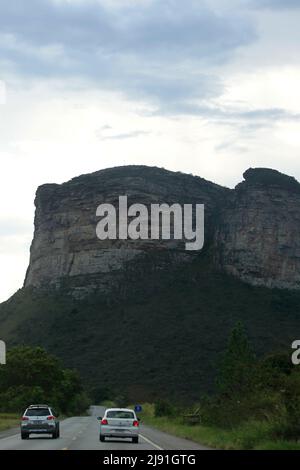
0,406 -> 208,450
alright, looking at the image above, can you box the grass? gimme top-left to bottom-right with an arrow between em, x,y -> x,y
0,413 -> 20,432
140,404 -> 300,450
255,440 -> 300,450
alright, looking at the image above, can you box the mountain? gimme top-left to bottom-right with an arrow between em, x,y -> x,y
1,165 -> 300,402
24,165 -> 228,298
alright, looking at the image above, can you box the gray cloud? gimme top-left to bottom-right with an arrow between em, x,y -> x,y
0,0 -> 256,113
1,0 -> 296,127
248,0 -> 300,9
150,101 -> 300,127
0,1 -> 254,60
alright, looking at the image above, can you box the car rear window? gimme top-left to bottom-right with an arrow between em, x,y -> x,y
25,408 -> 50,417
106,410 -> 134,419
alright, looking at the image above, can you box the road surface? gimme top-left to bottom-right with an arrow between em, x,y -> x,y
0,406 -> 208,450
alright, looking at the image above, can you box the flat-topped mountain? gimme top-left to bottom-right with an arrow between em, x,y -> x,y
1,165 -> 300,402
24,165 -> 300,294
24,165 -> 229,298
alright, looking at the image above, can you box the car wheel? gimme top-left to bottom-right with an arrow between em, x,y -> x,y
52,431 -> 58,439
21,432 -> 29,440
132,436 -> 139,444
100,435 -> 105,442
57,427 -> 60,438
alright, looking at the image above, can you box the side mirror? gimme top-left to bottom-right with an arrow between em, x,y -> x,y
138,417 -> 141,422
97,417 -> 102,420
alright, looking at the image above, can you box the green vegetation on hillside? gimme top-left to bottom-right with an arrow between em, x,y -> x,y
243,168 -> 300,193
0,346 -> 91,415
141,324 -> 300,449
0,250 -> 300,402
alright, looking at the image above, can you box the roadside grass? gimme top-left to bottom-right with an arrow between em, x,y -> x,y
0,413 -> 20,432
139,404 -> 300,450
254,440 -> 300,450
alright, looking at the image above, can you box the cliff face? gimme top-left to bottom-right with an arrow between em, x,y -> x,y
24,165 -> 300,295
214,168 -> 300,289
24,165 -> 228,297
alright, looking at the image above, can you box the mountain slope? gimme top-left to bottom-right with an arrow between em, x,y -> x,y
1,249 -> 299,402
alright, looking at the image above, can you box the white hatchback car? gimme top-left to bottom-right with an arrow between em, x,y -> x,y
99,408 -> 140,443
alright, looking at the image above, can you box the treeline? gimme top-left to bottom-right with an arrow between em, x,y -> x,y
155,323 -> 300,443
200,323 -> 300,439
0,346 -> 91,415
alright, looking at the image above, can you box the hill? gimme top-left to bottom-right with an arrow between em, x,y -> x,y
1,165 -> 300,402
1,248 -> 300,402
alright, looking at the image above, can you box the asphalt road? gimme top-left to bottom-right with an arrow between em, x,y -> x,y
0,406 -> 208,450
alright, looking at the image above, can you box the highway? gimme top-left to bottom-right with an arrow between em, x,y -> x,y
0,406 -> 208,450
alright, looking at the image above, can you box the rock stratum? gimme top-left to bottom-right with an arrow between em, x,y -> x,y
24,165 -> 300,294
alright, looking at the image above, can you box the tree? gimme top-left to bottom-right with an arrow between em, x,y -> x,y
217,322 -> 257,397
0,346 -> 91,414
0,346 -> 63,392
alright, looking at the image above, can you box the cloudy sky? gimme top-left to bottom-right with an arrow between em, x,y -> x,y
1,0 -> 300,301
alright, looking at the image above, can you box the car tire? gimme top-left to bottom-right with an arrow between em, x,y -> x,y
21,432 -> 29,440
132,436 -> 139,444
52,431 -> 58,439
100,435 -> 105,442
57,427 -> 60,438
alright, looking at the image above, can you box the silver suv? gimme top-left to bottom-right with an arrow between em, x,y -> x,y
21,404 -> 60,439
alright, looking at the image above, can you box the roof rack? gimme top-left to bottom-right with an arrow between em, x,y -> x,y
28,404 -> 49,408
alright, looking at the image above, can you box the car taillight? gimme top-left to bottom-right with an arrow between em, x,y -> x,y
133,420 -> 139,427
47,416 -> 55,420
101,419 -> 108,425
21,417 -> 29,421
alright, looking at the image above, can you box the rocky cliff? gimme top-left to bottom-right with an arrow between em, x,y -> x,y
24,165 -> 300,295
215,168 -> 300,289
24,165 -> 228,297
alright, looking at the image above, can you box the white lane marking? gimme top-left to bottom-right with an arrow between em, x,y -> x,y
140,433 -> 164,450
0,434 -> 20,442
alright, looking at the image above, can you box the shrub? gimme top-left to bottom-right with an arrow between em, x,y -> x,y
154,399 -> 176,418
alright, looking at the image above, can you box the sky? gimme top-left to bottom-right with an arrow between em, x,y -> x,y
1,0 -> 300,301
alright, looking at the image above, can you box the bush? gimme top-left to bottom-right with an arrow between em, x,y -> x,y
0,385 -> 46,413
229,420 -> 275,449
154,399 -> 176,418
114,393 -> 129,408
